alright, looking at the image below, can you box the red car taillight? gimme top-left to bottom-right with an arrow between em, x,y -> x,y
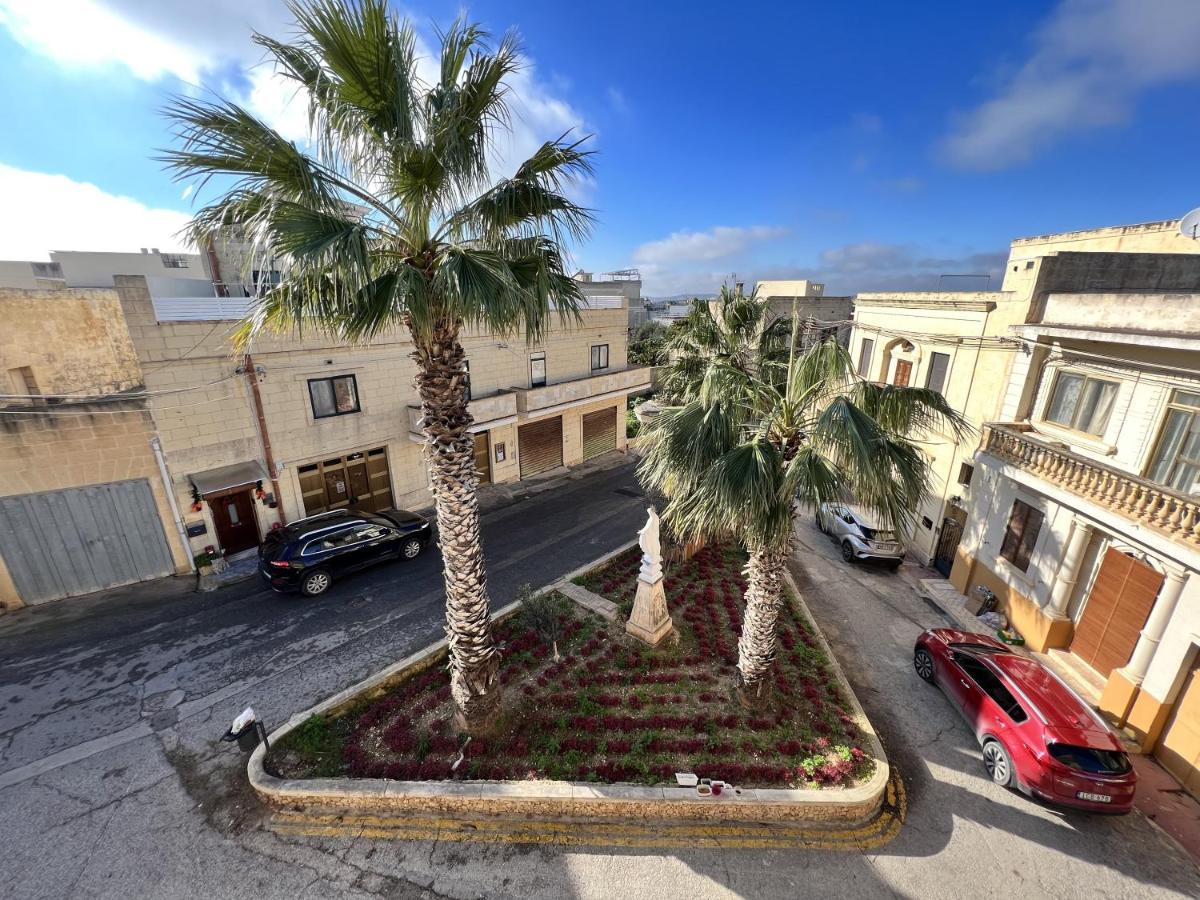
268,559 -> 291,568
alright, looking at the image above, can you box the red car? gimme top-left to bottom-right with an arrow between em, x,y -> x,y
914,628 -> 1136,813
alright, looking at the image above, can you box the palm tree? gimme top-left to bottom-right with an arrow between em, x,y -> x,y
658,286 -> 793,403
162,0 -> 593,733
639,295 -> 968,703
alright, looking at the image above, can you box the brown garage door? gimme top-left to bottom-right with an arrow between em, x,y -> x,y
297,446 -> 393,516
518,417 -> 563,478
1071,548 -> 1163,677
1158,657 -> 1200,799
582,407 -> 618,461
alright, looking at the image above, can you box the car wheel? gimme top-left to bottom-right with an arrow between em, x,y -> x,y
982,739 -> 1014,788
401,537 -> 423,560
841,541 -> 856,563
914,647 -> 935,683
888,559 -> 902,571
300,570 -> 332,597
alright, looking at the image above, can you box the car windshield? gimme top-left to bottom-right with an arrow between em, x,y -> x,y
1048,743 -> 1131,775
948,642 -> 1011,655
860,526 -> 895,541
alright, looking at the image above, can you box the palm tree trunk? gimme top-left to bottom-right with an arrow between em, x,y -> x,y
735,545 -> 789,704
411,317 -> 501,734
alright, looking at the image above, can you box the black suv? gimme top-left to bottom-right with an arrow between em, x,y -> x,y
258,508 -> 432,596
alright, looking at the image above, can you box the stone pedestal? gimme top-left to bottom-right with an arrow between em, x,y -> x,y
626,577 -> 674,646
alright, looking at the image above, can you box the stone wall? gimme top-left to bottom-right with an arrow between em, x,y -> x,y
0,288 -> 142,397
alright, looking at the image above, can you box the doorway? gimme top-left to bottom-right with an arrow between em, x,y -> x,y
893,359 -> 913,386
297,447 -> 394,516
1071,548 -> 1163,677
933,504 -> 967,577
210,490 -> 259,554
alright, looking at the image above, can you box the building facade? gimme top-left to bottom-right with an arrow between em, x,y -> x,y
114,274 -> 648,565
950,280 -> 1200,798
0,288 -> 193,608
754,279 -> 854,347
846,219 -> 1200,569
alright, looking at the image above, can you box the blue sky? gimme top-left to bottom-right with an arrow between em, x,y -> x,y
2,0 -> 1200,296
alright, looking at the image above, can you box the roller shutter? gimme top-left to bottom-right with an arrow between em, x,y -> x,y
518,417 -> 563,478
582,407 -> 618,461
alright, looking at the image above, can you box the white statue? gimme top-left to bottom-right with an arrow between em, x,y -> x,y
638,506 -> 663,584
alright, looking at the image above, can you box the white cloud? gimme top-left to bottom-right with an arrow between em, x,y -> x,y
633,225 -> 787,267
0,0 -> 588,165
941,0 -> 1200,170
0,163 -> 192,258
0,0 -> 202,81
628,225 -> 789,296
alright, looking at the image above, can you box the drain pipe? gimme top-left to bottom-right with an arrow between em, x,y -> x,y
151,436 -> 196,573
244,354 -> 287,525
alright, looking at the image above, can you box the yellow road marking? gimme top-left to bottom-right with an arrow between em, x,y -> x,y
269,772 -> 907,851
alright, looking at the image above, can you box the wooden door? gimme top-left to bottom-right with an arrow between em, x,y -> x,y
518,417 -> 563,478
299,448 -> 392,516
893,360 -> 912,386
1158,657 -> 1200,799
1071,548 -> 1163,677
211,490 -> 259,554
346,459 -> 371,510
322,465 -> 350,510
582,407 -> 618,460
473,432 -> 491,485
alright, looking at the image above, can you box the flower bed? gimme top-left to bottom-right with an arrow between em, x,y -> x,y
267,543 -> 874,789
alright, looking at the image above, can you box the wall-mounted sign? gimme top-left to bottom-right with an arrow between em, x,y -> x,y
186,521 -> 208,538
494,442 -> 506,462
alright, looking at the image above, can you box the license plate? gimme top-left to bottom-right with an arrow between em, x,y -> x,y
876,543 -> 897,552
1076,791 -> 1111,803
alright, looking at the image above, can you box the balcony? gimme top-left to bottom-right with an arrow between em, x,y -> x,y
982,424 -> 1200,548
407,391 -> 518,438
512,366 -> 652,416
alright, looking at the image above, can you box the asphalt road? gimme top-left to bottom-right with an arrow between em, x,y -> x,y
1,463 -> 1198,899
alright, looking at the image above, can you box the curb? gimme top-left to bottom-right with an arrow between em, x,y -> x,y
248,552 -> 893,830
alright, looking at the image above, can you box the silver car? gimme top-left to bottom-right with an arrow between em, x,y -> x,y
815,503 -> 904,569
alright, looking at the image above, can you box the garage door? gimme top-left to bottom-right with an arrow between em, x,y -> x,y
297,447 -> 393,516
518,417 -> 563,478
1158,657 -> 1200,799
582,407 -> 618,461
1071,548 -> 1163,677
0,480 -> 175,605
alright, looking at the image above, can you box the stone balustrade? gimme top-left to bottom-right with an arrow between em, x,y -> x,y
983,424 -> 1200,548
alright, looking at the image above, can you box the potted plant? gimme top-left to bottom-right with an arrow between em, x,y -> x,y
190,484 -> 203,513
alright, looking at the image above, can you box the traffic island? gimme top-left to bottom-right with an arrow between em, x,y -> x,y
248,543 -> 893,836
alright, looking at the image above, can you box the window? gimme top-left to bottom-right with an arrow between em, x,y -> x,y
252,269 -> 281,296
952,652 -> 1028,722
590,344 -> 609,371
999,498 -> 1043,572
8,366 -> 38,396
160,253 -> 189,269
1044,372 -> 1119,437
308,375 -> 360,419
1146,390 -> 1200,494
857,338 -> 874,376
530,351 -> 546,388
926,352 -> 950,394
958,463 -> 974,486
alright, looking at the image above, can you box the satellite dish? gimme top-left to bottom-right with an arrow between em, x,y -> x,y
1179,208 -> 1200,240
